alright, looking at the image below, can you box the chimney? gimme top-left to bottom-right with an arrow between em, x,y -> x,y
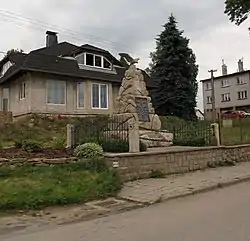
46,31 -> 58,47
238,59 -> 244,72
222,59 -> 227,75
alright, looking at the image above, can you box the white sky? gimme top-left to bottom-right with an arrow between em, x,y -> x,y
0,0 -> 250,110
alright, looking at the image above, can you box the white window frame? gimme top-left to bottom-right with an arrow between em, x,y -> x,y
237,77 -> 246,85
46,80 -> 66,105
19,81 -> 26,100
221,93 -> 231,102
75,52 -> 112,70
238,90 -> 248,100
0,61 -> 13,77
77,82 -> 85,109
221,79 -> 230,87
91,83 -> 109,109
207,96 -> 212,104
206,82 -> 212,90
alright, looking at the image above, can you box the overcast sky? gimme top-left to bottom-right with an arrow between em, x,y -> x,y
0,0 -> 250,110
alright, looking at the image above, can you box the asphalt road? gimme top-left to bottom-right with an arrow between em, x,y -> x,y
2,182 -> 250,241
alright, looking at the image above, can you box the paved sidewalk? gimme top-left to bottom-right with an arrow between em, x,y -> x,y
119,162 -> 250,203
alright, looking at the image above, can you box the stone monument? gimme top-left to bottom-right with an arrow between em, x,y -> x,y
113,56 -> 173,148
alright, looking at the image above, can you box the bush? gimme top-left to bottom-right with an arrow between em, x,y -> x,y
173,137 -> 207,147
101,139 -> 147,153
50,137 -> 66,149
74,143 -> 103,159
150,170 -> 166,178
21,140 -> 41,152
78,157 -> 109,172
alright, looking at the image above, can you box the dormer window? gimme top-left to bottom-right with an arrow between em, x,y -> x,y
76,53 -> 112,70
0,61 -> 13,77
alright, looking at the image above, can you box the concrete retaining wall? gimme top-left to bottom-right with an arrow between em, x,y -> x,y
104,145 -> 250,181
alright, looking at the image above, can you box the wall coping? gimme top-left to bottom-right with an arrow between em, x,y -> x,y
104,144 -> 250,158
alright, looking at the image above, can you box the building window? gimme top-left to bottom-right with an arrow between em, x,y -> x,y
221,93 -> 231,102
206,82 -> 212,90
237,77 -> 246,85
19,82 -> 26,100
92,83 -> 108,109
221,79 -> 230,87
207,96 -> 212,104
0,61 -> 13,77
77,82 -> 85,108
238,91 -> 248,100
46,80 -> 66,105
75,53 -> 112,70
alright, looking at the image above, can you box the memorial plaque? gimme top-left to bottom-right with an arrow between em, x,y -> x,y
135,97 -> 150,122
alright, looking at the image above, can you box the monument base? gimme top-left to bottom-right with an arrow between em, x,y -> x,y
139,130 -> 173,148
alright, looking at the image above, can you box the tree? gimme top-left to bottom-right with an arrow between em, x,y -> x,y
225,0 -> 250,25
149,15 -> 198,120
5,48 -> 23,58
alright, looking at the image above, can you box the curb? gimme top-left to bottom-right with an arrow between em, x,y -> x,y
120,175 -> 250,205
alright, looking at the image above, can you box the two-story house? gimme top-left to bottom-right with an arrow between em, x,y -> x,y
0,31 -> 149,118
201,59 -> 250,120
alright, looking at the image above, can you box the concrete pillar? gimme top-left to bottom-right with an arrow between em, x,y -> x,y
211,123 -> 220,146
66,124 -> 75,148
128,117 -> 140,153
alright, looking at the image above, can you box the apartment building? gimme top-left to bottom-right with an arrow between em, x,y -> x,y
201,60 -> 250,120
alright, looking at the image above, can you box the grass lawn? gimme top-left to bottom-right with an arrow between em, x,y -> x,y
220,118 -> 250,145
0,162 -> 121,211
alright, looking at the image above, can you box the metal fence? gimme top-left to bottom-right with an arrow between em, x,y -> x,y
161,120 -> 213,146
219,116 -> 250,145
73,115 -> 129,147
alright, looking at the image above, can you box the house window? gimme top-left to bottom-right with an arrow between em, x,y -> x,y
221,79 -> 229,87
19,82 -> 26,100
46,80 -> 66,104
238,91 -> 248,100
221,93 -> 231,102
207,96 -> 212,104
76,53 -> 112,70
92,83 -> 108,109
237,77 -> 246,85
0,61 -> 13,77
77,82 -> 85,108
206,82 -> 212,90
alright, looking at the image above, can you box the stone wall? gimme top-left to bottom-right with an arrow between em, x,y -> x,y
0,157 -> 77,166
0,112 -> 13,126
104,145 -> 250,181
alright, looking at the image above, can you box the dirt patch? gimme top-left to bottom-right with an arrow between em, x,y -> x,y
0,148 -> 74,159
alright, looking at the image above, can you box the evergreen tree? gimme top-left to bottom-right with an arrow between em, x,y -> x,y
150,15 -> 198,120
225,0 -> 250,25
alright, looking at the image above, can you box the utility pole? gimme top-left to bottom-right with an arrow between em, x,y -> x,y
208,69 -> 217,123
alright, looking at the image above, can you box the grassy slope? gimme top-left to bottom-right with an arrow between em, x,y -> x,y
0,162 -> 121,211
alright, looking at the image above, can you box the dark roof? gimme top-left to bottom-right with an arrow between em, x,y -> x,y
0,41 -> 152,87
31,42 -> 79,56
200,70 -> 250,82
0,52 -> 126,84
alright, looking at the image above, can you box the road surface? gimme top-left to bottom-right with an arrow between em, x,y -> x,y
2,182 -> 250,241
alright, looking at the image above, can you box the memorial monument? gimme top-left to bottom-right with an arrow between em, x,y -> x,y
113,55 -> 173,148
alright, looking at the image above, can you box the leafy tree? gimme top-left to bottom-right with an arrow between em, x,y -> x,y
5,49 -> 23,57
149,15 -> 198,121
225,0 -> 250,25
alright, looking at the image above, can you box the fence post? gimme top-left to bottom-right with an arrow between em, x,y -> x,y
66,124 -> 75,149
211,123 -> 220,146
128,117 -> 140,153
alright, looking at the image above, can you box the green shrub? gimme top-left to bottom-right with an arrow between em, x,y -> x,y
101,140 -> 129,153
21,140 -> 41,152
74,143 -> 103,159
173,137 -> 207,147
78,157 -> 109,172
101,139 -> 147,153
50,137 -> 66,149
140,141 -> 148,152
